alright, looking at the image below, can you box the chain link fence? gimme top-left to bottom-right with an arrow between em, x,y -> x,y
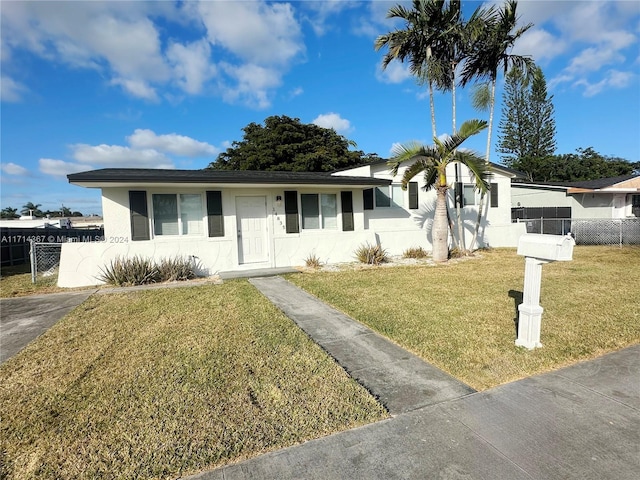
30,241 -> 63,283
516,218 -> 640,246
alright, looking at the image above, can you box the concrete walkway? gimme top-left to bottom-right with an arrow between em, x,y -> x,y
249,276 -> 474,415
0,290 -> 95,363
189,276 -> 640,480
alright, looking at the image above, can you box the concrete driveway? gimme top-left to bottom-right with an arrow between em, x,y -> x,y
0,290 -> 95,364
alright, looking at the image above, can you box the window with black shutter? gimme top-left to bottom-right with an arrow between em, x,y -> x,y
363,188 -> 374,210
490,183 -> 498,208
408,182 -> 418,209
341,191 -> 354,231
129,190 -> 150,241
284,190 -> 299,233
206,191 -> 224,237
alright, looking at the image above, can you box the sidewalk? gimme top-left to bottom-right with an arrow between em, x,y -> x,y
189,276 -> 639,480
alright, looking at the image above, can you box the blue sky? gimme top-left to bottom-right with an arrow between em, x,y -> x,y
1,0 -> 639,216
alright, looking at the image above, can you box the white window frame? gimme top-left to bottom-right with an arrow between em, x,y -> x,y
375,184 -> 405,208
300,193 -> 338,230
151,193 -> 204,237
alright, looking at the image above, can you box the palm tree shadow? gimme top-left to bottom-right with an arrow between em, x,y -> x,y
508,289 -> 523,338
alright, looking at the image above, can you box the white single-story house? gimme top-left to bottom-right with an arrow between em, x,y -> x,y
58,161 -> 526,287
511,174 -> 640,220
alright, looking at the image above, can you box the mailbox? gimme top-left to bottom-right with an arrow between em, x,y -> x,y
517,233 -> 575,262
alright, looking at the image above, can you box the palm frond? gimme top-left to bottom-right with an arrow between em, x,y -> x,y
454,151 -> 491,193
401,160 -> 434,190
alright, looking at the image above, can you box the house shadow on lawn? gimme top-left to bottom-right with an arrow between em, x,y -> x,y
508,289 -> 523,338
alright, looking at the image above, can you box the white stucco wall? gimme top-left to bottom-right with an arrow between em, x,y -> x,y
59,162 -> 524,288
511,185 -> 619,219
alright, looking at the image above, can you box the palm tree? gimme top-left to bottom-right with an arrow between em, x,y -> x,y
375,0 -> 459,140
388,119 -> 490,262
21,202 -> 43,217
460,0 -> 534,249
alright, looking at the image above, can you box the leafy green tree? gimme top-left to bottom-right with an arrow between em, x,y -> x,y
498,66 -> 556,180
388,119 -> 490,262
20,202 -> 44,217
208,115 -> 379,172
528,147 -> 637,182
1,207 -> 20,219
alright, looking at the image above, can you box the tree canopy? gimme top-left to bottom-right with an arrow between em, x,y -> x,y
519,147 -> 638,183
207,115 -> 380,172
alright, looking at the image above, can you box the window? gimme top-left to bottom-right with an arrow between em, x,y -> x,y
463,185 -> 477,206
391,184 -> 405,207
375,186 -> 391,207
632,195 -> 640,217
301,193 -> 337,230
375,185 -> 405,208
152,194 -> 203,236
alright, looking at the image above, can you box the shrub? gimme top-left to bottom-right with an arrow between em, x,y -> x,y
98,255 -> 159,286
355,243 -> 388,265
403,246 -> 429,259
305,253 -> 322,269
156,256 -> 197,282
99,255 -> 197,286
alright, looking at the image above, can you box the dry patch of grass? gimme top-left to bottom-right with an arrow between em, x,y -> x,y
0,265 -> 69,297
0,281 -> 387,479
288,246 -> 640,390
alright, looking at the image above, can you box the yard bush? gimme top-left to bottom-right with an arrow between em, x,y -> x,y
403,246 -> 429,259
355,243 -> 388,265
304,253 -> 322,269
98,255 -> 196,286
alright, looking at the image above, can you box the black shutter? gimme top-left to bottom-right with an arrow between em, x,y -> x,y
129,191 -> 150,241
363,188 -> 374,210
454,182 -> 463,208
284,190 -> 299,233
341,191 -> 354,231
206,191 -> 224,237
408,182 -> 418,209
490,183 -> 498,208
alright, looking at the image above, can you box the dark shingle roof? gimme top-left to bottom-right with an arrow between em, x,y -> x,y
68,168 -> 391,187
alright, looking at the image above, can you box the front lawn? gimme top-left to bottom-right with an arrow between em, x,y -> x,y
288,246 -> 640,390
0,281 -> 387,479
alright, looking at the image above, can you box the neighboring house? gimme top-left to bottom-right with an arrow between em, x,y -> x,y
59,163 -> 526,287
511,174 -> 640,221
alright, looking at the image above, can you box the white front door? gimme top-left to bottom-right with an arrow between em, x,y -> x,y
236,196 -> 268,264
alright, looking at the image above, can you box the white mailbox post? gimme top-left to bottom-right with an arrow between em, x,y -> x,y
516,233 -> 575,349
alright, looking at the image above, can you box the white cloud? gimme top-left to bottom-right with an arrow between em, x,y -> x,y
127,129 -> 218,157
512,29 -> 567,63
39,159 -> 91,178
167,39 -> 217,95
302,1 -> 360,36
313,113 -> 353,134
197,1 -> 303,66
220,62 -> 282,109
1,75 -> 28,102
110,78 -> 158,101
376,60 -> 412,84
288,86 -> 304,98
574,69 -> 636,97
1,162 -> 29,176
71,144 -> 174,169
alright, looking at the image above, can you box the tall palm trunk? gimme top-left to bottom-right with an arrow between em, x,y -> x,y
433,185 -> 449,262
470,79 -> 496,250
427,46 -> 437,139
451,65 -> 466,253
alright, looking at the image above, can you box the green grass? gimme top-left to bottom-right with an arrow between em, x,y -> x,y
0,281 -> 387,479
288,246 -> 640,391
